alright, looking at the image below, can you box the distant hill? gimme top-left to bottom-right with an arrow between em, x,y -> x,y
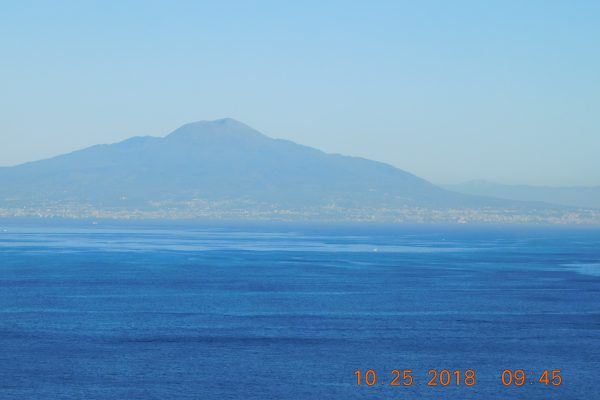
0,118 -> 482,208
443,180 -> 600,209
1,118 -> 597,223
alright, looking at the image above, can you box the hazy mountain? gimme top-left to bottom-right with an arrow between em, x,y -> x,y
0,118 -> 486,208
1,118 -> 594,223
443,180 -> 600,209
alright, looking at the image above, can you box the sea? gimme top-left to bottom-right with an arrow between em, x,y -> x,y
0,220 -> 598,399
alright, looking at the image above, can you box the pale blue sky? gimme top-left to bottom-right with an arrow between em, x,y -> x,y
1,1 -> 599,186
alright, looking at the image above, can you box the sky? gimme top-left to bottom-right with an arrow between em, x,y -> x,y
1,0 -> 599,186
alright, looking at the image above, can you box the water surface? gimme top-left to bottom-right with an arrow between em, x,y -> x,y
0,222 -> 599,399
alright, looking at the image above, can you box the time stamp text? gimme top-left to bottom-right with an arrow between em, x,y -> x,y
354,369 -> 562,388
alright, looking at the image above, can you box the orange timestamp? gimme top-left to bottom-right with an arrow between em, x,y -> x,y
354,368 -> 563,387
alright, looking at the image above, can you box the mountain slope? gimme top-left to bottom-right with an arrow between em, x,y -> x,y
0,118 -> 488,209
443,180 -> 600,209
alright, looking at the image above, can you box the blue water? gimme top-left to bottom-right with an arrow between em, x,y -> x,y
0,222 -> 599,399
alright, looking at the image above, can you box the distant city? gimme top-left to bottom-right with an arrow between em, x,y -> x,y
2,201 -> 599,225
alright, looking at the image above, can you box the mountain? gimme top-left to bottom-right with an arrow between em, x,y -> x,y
443,180 -> 600,210
0,118 -> 464,208
0,118 -> 596,223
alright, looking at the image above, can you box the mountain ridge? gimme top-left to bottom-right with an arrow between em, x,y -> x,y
1,119 -> 597,224
0,118 -> 444,205
443,180 -> 600,210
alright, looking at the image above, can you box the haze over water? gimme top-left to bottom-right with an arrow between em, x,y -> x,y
1,222 -> 598,399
